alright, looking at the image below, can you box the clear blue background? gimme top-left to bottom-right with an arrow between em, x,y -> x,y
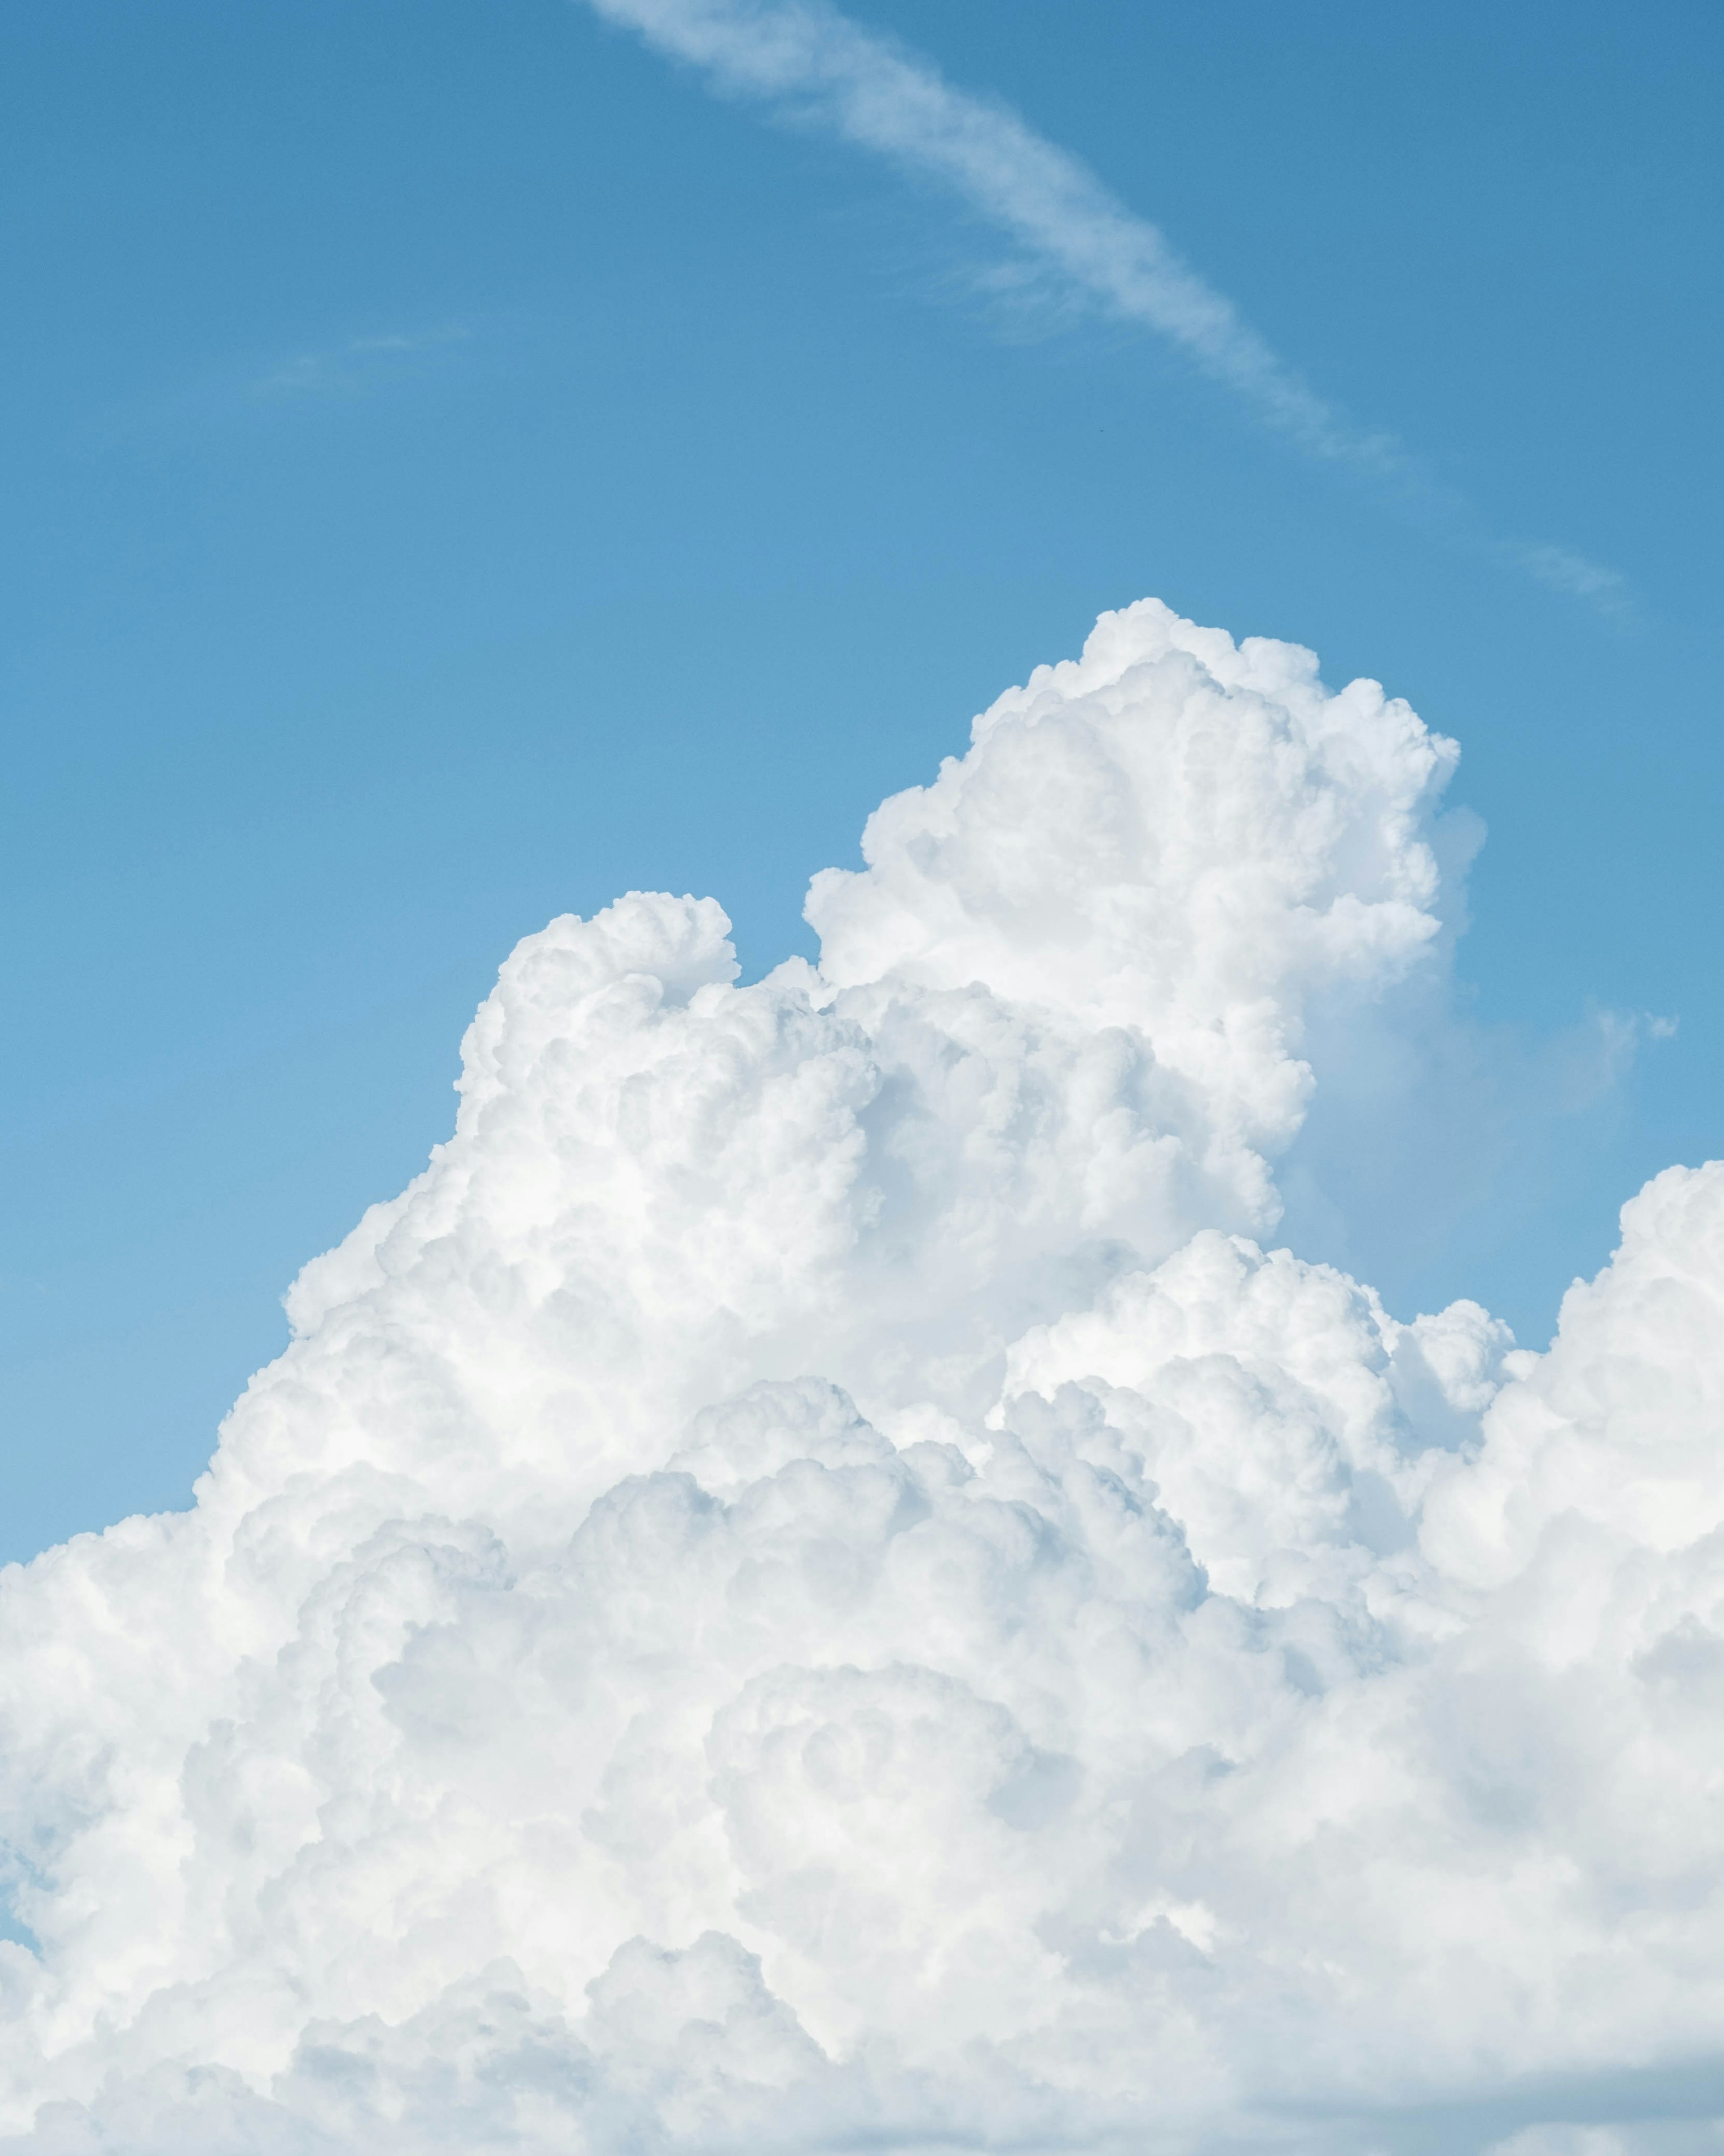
3,0 -> 1720,1562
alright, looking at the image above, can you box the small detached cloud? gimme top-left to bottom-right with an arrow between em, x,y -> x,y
1507,539 -> 1635,618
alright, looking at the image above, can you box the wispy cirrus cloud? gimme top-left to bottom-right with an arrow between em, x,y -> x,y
251,323 -> 472,400
1505,539 -> 1631,614
581,0 -> 1626,614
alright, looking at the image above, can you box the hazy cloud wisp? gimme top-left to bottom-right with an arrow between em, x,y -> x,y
251,324 -> 473,400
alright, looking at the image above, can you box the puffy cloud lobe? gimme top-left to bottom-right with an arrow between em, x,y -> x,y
813,599 -> 1456,1155
0,599 -> 1720,2152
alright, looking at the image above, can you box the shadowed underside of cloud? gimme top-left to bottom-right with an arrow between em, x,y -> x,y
579,0 -> 1626,615
0,597 -> 1718,2152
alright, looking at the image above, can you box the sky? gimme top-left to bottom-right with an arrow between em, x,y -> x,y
7,8 -> 1724,2148
3,0 -> 1722,1567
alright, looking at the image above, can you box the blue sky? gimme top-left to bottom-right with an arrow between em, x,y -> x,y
3,0 -> 1720,1564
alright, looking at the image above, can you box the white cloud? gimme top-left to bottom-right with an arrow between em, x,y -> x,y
586,0 -> 1363,462
579,0 -> 1624,612
0,598 -> 1715,2151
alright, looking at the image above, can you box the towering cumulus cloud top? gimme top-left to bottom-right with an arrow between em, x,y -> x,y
3,600 -> 1721,2154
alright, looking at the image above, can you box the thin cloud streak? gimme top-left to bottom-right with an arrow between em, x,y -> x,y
584,0 -> 1368,459
251,324 -> 473,399
582,0 -> 1624,612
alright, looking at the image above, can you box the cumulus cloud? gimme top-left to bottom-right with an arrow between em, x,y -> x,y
0,598 -> 1717,2152
578,0 -> 1625,610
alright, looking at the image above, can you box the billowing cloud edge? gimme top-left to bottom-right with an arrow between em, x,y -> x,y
0,597 -> 1717,2155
